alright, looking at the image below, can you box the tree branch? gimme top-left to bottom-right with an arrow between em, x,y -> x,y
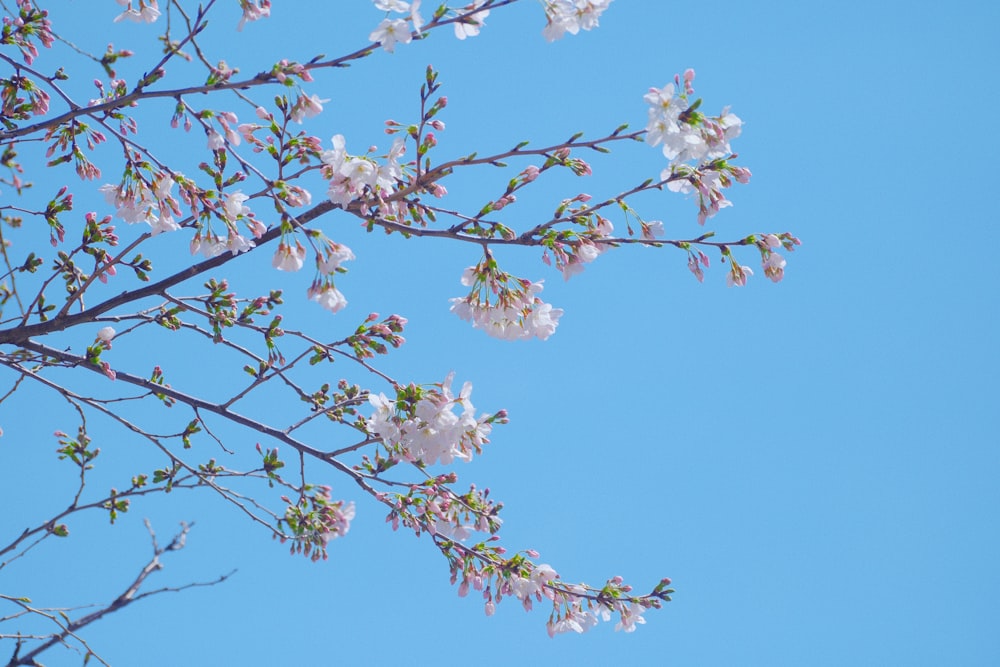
4,521 -> 233,667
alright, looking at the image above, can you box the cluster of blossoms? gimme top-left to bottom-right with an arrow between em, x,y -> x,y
666,163 -> 749,226
365,387 -> 668,633
3,0 -> 54,65
645,70 -> 749,224
306,278 -> 347,313
376,471 -> 662,634
449,547 -> 662,635
539,198 -> 646,281
550,210 -> 614,280
369,0 -> 492,44
204,110 -> 242,151
450,259 -> 563,341
645,70 -> 742,167
383,477 -> 503,541
362,375 -> 670,634
90,78 -> 131,122
270,239 -> 307,272
2,73 -> 50,118
271,232 -> 355,277
112,0 -> 269,29
321,134 -> 408,212
113,0 -> 159,23
279,485 -> 356,562
237,105 -> 324,180
306,237 -> 356,313
718,232 -> 801,287
99,172 -> 266,258
541,0 -> 613,41
98,172 -> 181,236
756,232 -> 800,284
271,228 -> 356,314
367,374 -> 496,466
546,583 -> 652,635
370,0 -> 612,50
189,190 -> 263,257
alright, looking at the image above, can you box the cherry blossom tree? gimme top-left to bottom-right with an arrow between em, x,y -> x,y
0,0 -> 800,662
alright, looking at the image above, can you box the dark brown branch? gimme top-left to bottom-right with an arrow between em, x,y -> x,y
9,339 -> 369,487
4,522 -> 233,667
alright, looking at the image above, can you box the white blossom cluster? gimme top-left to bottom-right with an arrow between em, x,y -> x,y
321,134 -> 406,209
450,269 -> 563,341
644,71 -> 743,167
644,70 -> 750,225
541,0 -> 613,41
367,374 -> 493,466
98,175 -> 180,236
369,0 -> 614,51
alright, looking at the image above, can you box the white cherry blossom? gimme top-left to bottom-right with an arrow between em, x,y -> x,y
454,1 -> 489,39
370,18 -> 412,52
272,241 -> 306,271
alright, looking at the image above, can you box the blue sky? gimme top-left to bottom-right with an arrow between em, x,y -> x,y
1,1 -> 998,665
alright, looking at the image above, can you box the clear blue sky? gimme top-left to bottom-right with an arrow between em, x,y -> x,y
2,1 -> 998,665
